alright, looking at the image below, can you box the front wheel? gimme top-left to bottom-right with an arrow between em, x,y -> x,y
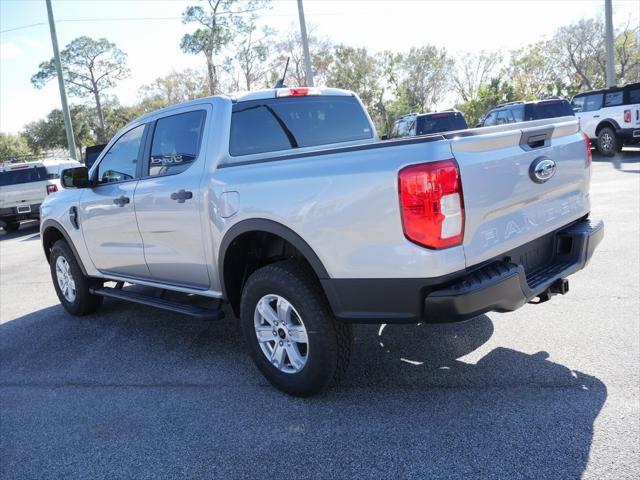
49,240 -> 103,316
596,127 -> 619,156
240,260 -> 353,397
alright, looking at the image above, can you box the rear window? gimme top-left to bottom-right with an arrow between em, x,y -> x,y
626,88 -> 640,104
229,96 -> 373,157
0,166 -> 48,187
525,100 -> 574,120
416,113 -> 467,135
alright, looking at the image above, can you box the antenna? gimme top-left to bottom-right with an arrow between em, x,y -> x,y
274,57 -> 290,88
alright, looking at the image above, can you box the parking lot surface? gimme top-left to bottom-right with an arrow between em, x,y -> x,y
1,150 -> 638,479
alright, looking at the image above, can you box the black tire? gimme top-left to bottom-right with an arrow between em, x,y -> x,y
49,239 -> 103,316
240,260 -> 353,397
596,127 -> 619,157
2,221 -> 20,232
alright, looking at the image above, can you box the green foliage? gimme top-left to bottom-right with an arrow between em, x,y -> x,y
181,0 -> 270,94
327,45 -> 382,111
138,69 -> 209,113
0,133 -> 31,160
22,105 -> 95,155
455,78 -> 517,127
399,46 -> 454,112
31,36 -> 130,142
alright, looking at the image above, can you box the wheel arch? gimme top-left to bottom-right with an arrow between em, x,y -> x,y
218,219 -> 330,317
595,119 -> 620,135
41,219 -> 88,276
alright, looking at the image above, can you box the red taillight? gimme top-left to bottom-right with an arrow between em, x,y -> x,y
398,159 -> 464,249
276,87 -> 320,97
624,109 -> 631,123
46,184 -> 58,195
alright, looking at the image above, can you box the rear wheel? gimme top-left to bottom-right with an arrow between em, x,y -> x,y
596,127 -> 619,156
49,240 -> 103,316
240,260 -> 353,397
2,221 -> 20,232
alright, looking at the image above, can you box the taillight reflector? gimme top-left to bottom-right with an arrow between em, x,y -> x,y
398,159 -> 464,249
624,109 -> 631,123
46,184 -> 58,195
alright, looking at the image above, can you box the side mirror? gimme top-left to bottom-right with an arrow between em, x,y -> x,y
475,123 -> 483,128
61,166 -> 90,189
380,134 -> 388,140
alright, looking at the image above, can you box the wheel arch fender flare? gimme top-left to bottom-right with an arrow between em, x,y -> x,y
41,219 -> 89,276
218,218 -> 330,299
596,118 -> 621,134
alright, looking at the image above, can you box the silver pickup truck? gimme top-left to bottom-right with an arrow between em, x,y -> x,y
40,87 -> 603,396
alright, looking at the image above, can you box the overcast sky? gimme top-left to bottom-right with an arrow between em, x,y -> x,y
1,0 -> 639,134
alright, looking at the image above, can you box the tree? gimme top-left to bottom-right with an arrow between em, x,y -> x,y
0,133 -> 31,160
180,0 -> 269,95
615,22 -> 640,84
22,105 -> 95,155
270,29 -> 333,87
137,69 -> 209,113
235,23 -> 275,90
327,45 -> 382,111
508,41 -> 571,99
31,36 -> 130,142
454,51 -> 502,102
398,46 -> 453,112
455,78 -> 517,127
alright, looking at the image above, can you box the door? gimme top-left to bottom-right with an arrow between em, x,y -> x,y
133,108 -> 211,288
575,93 -> 603,138
80,124 -> 149,278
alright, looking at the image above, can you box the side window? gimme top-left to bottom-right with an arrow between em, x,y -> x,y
604,91 -> 623,107
97,125 -> 144,185
512,105 -> 525,122
496,110 -> 510,125
149,110 -> 205,177
483,111 -> 497,126
583,93 -> 603,112
625,88 -> 640,105
571,96 -> 586,113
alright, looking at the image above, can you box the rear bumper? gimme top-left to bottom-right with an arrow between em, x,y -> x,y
0,203 -> 41,223
323,217 -> 603,324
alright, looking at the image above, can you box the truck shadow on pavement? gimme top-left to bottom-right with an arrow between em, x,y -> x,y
0,221 -> 40,242
0,303 -> 607,479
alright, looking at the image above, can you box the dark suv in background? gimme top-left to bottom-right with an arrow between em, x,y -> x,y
479,99 -> 574,127
388,110 -> 468,139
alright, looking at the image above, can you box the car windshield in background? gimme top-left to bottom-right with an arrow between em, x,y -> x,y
416,113 -> 467,135
525,100 -> 574,120
0,166 -> 47,187
229,96 -> 373,157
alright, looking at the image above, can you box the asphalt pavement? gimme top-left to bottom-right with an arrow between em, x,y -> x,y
1,149 -> 638,479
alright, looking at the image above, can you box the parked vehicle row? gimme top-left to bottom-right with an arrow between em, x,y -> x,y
41,86 -> 602,396
0,158 -> 81,232
388,82 -> 640,157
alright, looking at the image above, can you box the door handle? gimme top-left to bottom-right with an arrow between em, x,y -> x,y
113,195 -> 130,207
593,115 -> 600,118
170,189 -> 193,203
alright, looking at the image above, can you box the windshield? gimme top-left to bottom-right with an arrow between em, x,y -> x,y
229,95 -> 373,157
0,166 -> 48,187
416,113 -> 468,135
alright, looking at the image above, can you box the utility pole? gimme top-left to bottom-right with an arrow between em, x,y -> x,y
45,0 -> 78,160
604,0 -> 616,88
296,0 -> 314,87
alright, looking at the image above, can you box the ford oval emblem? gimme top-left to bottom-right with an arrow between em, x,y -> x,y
530,157 -> 556,183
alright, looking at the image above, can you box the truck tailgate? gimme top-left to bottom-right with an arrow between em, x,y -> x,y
450,118 -> 590,268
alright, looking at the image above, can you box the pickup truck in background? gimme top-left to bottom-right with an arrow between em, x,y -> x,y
0,158 -> 80,232
40,87 -> 603,396
570,82 -> 640,156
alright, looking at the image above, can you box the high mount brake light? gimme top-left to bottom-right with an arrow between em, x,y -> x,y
398,159 -> 464,249
276,87 -> 320,97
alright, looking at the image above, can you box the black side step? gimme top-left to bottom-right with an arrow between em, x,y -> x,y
90,286 -> 224,321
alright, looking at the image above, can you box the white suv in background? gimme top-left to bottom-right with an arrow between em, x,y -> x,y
0,158 -> 80,232
571,82 -> 640,156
